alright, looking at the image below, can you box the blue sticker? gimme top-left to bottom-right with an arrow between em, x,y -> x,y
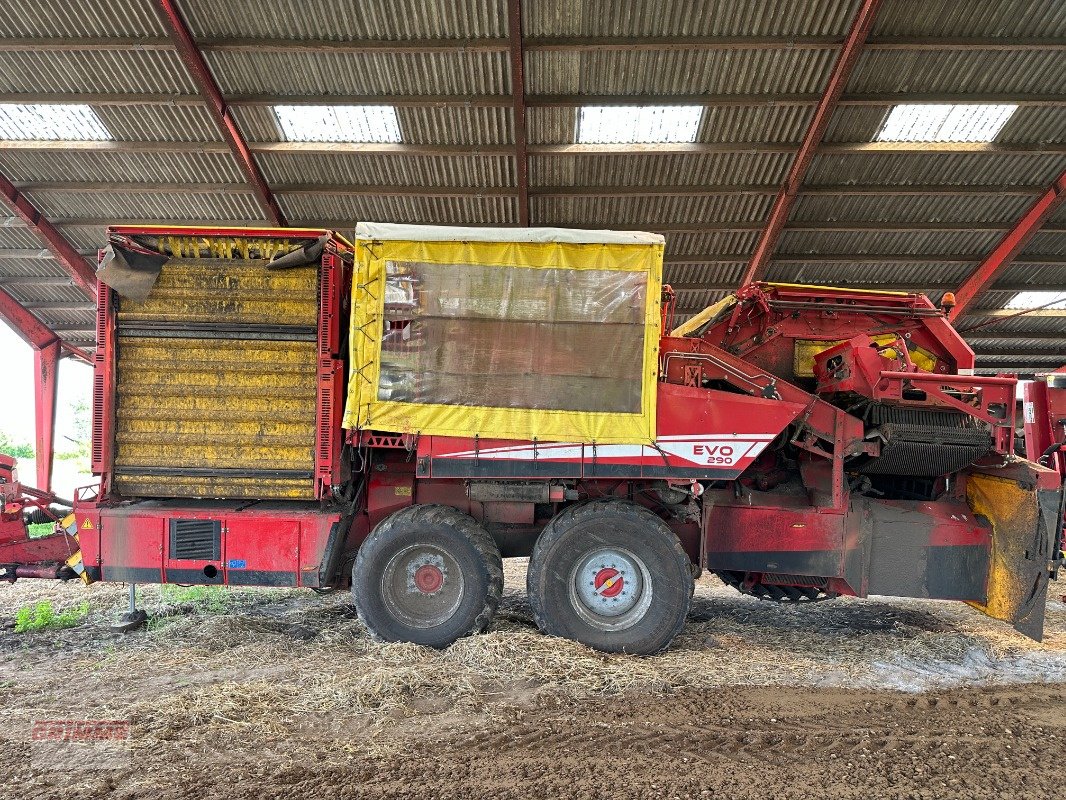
227,559 -> 247,569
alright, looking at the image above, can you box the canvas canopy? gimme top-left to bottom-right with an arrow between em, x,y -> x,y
342,223 -> 664,444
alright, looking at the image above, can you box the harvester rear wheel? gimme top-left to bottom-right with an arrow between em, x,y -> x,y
352,504 -> 503,648
527,500 -> 692,654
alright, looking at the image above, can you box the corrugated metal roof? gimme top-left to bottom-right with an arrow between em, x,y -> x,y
848,49 -> 1066,94
790,193 -> 1037,224
530,153 -> 792,187
25,189 -> 264,221
205,50 -> 510,97
526,0 -> 856,37
872,0 -> 1066,38
0,0 -> 1061,370
256,153 -> 515,187
534,195 -> 774,226
807,153 -> 1066,185
527,49 -> 838,95
0,150 -> 245,184
0,50 -> 194,94
182,0 -> 506,40
0,0 -> 166,38
93,105 -> 222,143
278,193 -> 516,226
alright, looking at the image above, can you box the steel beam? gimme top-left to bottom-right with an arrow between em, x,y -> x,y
14,180 -> 1055,199
3,138 -> 1064,157
0,287 -> 94,362
741,0 -> 882,286
155,0 -> 285,226
4,91 -> 1062,108
6,216 -> 1066,234
507,0 -> 530,226
948,167 -> 1066,321
33,340 -> 59,492
0,286 -> 58,349
0,172 -> 96,296
2,35 -> 1063,53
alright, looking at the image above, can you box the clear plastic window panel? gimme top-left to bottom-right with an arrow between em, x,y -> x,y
378,261 -> 648,413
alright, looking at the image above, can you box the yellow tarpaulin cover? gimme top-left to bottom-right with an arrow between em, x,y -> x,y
343,223 -> 664,444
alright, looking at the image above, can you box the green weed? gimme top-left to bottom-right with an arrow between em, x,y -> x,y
160,584 -> 233,613
14,600 -> 90,633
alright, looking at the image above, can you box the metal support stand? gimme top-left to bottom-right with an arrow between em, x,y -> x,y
111,583 -> 148,633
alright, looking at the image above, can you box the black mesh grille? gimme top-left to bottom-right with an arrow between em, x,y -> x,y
169,519 -> 221,560
855,403 -> 994,477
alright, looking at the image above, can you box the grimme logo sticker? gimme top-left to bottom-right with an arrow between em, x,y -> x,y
30,719 -> 131,771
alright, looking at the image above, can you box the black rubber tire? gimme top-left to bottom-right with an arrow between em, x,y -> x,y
352,504 -> 503,648
714,570 -> 838,603
527,499 -> 693,655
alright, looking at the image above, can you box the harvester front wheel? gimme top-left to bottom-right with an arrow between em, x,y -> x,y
352,504 -> 503,648
527,500 -> 692,654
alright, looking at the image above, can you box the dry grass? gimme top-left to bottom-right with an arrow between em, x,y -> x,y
4,560 -> 1066,762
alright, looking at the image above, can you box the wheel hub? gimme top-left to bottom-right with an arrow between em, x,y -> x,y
413,563 -> 444,594
569,548 -> 651,629
594,567 -> 625,598
381,546 -> 465,628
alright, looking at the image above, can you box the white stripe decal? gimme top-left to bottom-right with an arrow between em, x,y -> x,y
438,433 -> 779,467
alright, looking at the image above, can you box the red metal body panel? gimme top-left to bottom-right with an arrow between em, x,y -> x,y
414,382 -> 807,480
1024,370 -> 1066,477
705,283 -> 975,374
33,340 -> 59,492
0,456 -> 79,573
315,251 -> 347,497
813,336 -> 1017,454
90,279 -> 115,486
76,502 -> 339,588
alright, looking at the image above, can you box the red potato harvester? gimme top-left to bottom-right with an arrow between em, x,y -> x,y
2,223 -> 1061,654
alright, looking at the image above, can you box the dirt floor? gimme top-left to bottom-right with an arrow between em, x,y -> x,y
4,560 -> 1066,799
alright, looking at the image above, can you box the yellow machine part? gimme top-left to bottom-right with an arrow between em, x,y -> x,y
112,260 -> 320,500
792,336 -> 938,378
117,259 -> 317,326
966,472 -> 1052,639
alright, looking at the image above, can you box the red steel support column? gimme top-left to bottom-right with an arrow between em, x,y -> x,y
33,339 -> 60,492
0,173 -> 97,296
739,0 -> 882,286
156,0 -> 287,226
949,167 -> 1066,321
0,288 -> 86,492
508,0 -> 530,226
